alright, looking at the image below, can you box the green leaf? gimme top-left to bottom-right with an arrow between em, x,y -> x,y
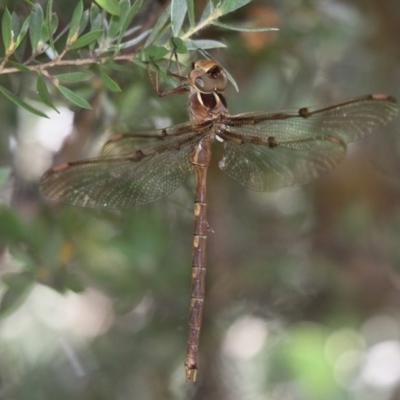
221,65 -> 239,92
36,74 -> 59,113
100,70 -> 121,92
68,29 -> 103,50
171,0 -> 187,36
39,23 -> 49,46
29,4 -> 44,52
200,0 -> 214,23
212,20 -> 279,32
79,9 -> 90,35
95,0 -> 120,16
170,37 -> 187,54
49,11 -> 58,35
11,11 -> 20,38
117,0 -> 143,48
7,60 -> 30,71
103,61 -> 133,73
186,0 -> 195,28
2,8 -> 13,52
108,11 -> 124,40
0,275 -> 33,317
219,0 -> 251,15
119,0 -> 130,19
15,15 -> 31,49
139,45 -> 169,62
144,4 -> 170,46
124,0 -> 143,29
90,3 -> 102,29
56,85 -> 92,109
0,85 -> 49,118
55,71 -> 94,82
67,0 -> 83,45
186,39 -> 227,50
45,0 -> 56,53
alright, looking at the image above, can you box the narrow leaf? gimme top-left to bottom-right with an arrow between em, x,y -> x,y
170,37 -> 187,54
171,0 -> 187,36
90,3 -> 101,28
56,85 -> 92,109
15,15 -> 31,49
100,70 -> 121,92
219,0 -> 251,15
7,60 -> 30,71
29,4 -> 44,52
119,0 -> 130,19
2,8 -> 12,52
212,20 -> 279,32
118,0 -> 143,46
49,11 -> 58,35
117,0 -> 143,49
144,4 -> 170,46
186,0 -> 195,27
118,29 -> 150,50
0,85 -> 49,118
222,66 -> 239,92
79,9 -> 89,35
0,281 -> 33,317
108,13 -> 122,39
186,39 -> 227,50
200,1 -> 214,23
36,74 -> 59,112
45,0 -> 56,53
68,30 -> 103,50
67,0 -> 83,45
11,11 -> 20,39
140,45 -> 169,62
40,15 -> 51,45
95,0 -> 120,16
55,71 -> 94,82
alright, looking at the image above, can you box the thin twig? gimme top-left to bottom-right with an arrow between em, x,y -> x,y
0,53 -> 136,75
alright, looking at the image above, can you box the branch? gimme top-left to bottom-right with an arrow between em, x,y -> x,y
0,53 -> 137,75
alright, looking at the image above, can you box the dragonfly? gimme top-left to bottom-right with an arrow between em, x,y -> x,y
40,59 -> 398,381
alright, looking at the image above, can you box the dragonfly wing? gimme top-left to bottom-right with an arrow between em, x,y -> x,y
40,133 -> 202,209
219,95 -> 398,191
219,136 -> 346,191
100,121 -> 206,157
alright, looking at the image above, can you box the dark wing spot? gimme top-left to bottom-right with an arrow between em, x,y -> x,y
268,136 -> 278,148
129,149 -> 145,161
299,107 -> 311,118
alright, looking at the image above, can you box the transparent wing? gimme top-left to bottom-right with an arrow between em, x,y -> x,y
40,132 -> 204,209
219,95 -> 398,191
100,121 -> 206,157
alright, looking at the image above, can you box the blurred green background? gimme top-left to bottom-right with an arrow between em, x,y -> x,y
1,0 -> 400,399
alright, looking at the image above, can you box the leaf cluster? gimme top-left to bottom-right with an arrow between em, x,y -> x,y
0,0 -> 277,117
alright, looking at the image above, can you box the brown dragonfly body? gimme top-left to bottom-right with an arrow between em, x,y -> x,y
40,60 -> 398,381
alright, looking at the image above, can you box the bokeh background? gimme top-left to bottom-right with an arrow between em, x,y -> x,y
1,0 -> 400,399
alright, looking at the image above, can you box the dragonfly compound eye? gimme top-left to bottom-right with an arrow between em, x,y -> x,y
194,74 -> 216,93
215,73 -> 227,92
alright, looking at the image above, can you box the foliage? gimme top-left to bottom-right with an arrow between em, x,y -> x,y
0,0 -> 276,117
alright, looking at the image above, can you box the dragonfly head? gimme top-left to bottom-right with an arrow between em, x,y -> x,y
189,60 -> 227,94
